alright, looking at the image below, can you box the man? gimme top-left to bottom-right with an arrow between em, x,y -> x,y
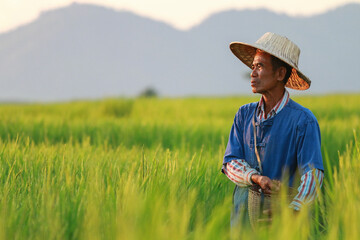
222,32 -> 324,225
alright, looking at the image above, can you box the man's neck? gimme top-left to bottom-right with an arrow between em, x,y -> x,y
261,88 -> 286,116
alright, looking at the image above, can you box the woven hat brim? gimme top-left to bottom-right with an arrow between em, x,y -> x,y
230,42 -> 311,90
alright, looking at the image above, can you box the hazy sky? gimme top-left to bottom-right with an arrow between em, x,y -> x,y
1,0 -> 359,33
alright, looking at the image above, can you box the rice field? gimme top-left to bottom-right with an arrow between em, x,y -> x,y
0,94 -> 359,239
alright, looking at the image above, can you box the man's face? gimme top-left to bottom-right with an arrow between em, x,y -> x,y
250,51 -> 281,94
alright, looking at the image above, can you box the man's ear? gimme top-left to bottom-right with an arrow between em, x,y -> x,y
277,66 -> 286,82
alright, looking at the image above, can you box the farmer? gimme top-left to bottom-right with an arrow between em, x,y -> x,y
222,32 -> 324,226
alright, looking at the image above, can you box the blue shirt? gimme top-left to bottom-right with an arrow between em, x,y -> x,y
224,99 -> 324,181
223,99 -> 324,225
223,98 -> 324,225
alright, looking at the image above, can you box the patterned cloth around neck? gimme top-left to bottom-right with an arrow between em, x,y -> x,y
257,89 -> 290,122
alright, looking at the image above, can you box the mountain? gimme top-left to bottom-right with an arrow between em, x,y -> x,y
0,3 -> 359,101
189,3 -> 360,95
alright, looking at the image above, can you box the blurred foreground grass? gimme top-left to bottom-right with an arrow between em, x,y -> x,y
0,94 -> 359,239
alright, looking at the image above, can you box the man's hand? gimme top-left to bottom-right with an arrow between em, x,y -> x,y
251,174 -> 280,194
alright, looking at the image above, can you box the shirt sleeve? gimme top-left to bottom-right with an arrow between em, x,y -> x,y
222,159 -> 260,187
296,119 -> 324,174
223,110 -> 246,165
290,168 -> 324,211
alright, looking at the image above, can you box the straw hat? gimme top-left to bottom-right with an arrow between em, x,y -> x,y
230,32 -> 311,90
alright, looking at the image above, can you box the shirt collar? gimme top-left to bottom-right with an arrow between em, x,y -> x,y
257,89 -> 290,122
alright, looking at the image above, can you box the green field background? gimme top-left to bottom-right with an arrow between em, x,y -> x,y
0,95 -> 359,239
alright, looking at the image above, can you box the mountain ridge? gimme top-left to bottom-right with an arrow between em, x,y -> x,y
0,3 -> 359,101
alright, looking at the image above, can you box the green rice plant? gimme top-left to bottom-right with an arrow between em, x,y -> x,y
0,94 -> 358,239
98,99 -> 134,118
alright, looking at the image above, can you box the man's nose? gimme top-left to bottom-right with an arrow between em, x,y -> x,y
251,68 -> 257,78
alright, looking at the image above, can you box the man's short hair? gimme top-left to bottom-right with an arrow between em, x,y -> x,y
270,55 -> 292,85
